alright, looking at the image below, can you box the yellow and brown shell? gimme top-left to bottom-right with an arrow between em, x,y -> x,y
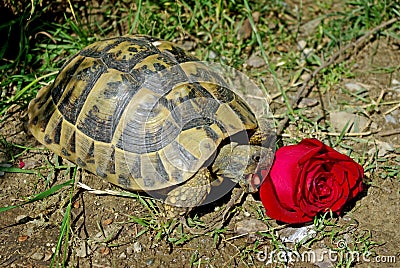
28,35 -> 258,191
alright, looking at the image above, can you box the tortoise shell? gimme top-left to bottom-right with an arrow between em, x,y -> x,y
28,35 -> 259,191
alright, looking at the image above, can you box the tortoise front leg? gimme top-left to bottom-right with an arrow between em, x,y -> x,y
163,167 -> 212,217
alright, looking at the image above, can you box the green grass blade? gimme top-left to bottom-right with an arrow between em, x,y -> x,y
130,0 -> 142,33
51,200 -> 72,267
0,166 -> 36,174
0,179 -> 74,213
50,167 -> 77,267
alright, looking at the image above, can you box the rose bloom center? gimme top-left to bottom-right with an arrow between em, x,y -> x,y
315,178 -> 331,199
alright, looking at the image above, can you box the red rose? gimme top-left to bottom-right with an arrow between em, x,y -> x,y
260,138 -> 364,224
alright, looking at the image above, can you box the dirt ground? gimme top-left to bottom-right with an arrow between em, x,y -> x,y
1,3 -> 399,268
0,39 -> 399,268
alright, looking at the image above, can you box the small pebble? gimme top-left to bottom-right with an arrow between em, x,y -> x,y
243,211 -> 251,217
344,82 -> 364,92
302,48 -> 314,58
234,219 -> 266,235
208,50 -> 218,60
385,114 -> 397,124
179,40 -> 196,51
214,206 -> 221,212
329,111 -> 369,132
0,163 -> 11,176
237,12 -> 259,40
297,40 -> 307,51
298,97 -> 318,108
237,19 -> 251,40
368,141 -> 394,157
300,18 -> 322,35
133,241 -> 142,253
392,79 -> 400,92
246,54 -> 265,68
300,73 -> 311,81
280,225 -> 317,244
95,231 -> 103,238
44,251 -> 53,261
146,258 -> 155,266
30,251 -> 44,261
19,158 -> 38,169
370,122 -> 378,130
76,241 -> 88,258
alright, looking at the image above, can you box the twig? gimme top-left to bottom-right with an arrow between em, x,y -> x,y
281,130 -> 379,137
378,128 -> 400,137
384,103 -> 400,115
277,17 -> 399,135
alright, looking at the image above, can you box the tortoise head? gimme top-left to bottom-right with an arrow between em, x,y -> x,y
212,143 -> 270,193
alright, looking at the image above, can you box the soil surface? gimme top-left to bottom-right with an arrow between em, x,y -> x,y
1,2 -> 399,268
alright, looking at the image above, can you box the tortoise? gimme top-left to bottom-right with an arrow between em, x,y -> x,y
28,34 -> 275,216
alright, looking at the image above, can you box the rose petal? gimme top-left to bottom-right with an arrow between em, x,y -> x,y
260,176 -> 314,223
266,146 -> 305,209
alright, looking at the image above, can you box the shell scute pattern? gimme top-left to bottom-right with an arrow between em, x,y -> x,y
28,35 -> 259,192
